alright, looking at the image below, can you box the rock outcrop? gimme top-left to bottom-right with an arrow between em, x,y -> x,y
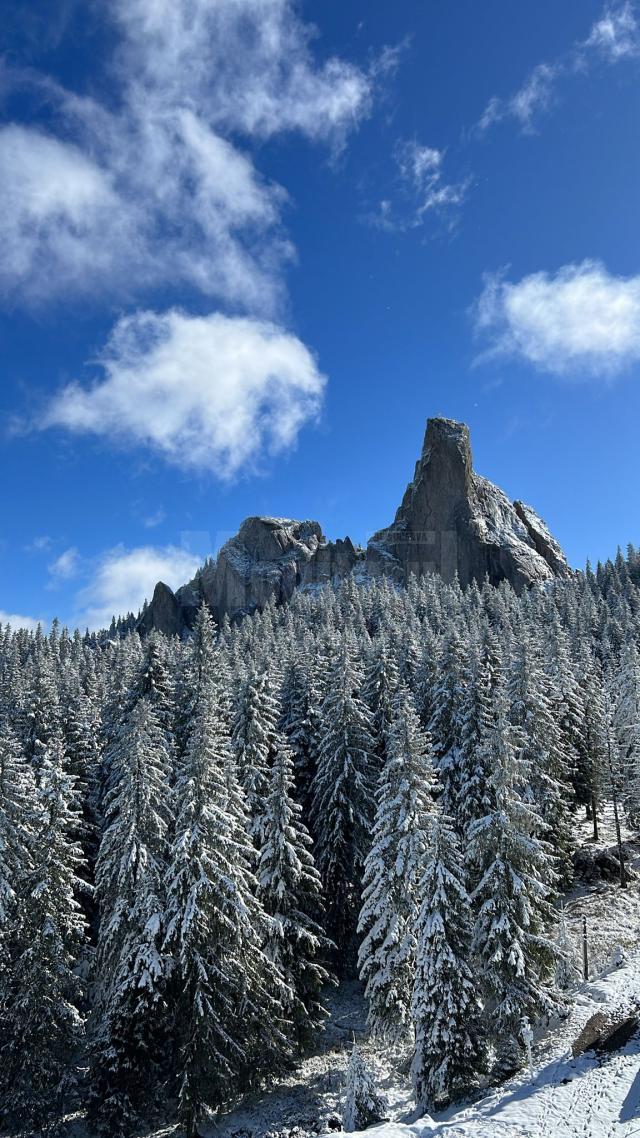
367,418 -> 571,592
139,416 -> 571,634
143,517 -> 362,631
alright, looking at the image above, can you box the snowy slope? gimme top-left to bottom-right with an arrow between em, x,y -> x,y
342,954 -> 640,1138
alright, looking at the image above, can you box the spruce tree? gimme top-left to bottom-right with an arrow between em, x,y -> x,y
0,722 -> 37,935
358,687 -> 434,1040
361,637 -> 399,771
508,636 -> 575,885
411,810 -> 485,1111
88,696 -> 173,1135
0,749 -> 87,1133
257,738 -> 331,1052
428,626 -> 469,825
165,608 -> 290,1135
310,640 -> 376,967
280,652 -> 322,817
469,678 -> 558,1076
613,640 -> 640,824
232,667 -> 281,845
342,1045 -> 387,1132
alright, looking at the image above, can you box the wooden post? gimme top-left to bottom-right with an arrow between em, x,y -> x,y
582,916 -> 589,982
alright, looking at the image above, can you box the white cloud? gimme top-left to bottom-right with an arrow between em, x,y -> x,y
41,309 -> 326,476
0,610 -> 43,631
110,0 -> 371,145
372,140 -> 469,232
473,260 -> 640,377
0,125 -> 137,303
0,0 -> 373,309
143,508 -> 166,529
24,535 -> 53,553
73,544 -> 201,630
48,546 -> 80,582
478,63 -> 558,134
477,3 -> 640,135
584,1 -> 640,61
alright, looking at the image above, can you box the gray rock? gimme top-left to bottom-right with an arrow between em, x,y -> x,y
137,581 -> 185,638
138,416 -> 571,634
367,417 -> 572,592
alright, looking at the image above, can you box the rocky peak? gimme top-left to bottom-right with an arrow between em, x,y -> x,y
138,415 -> 571,634
367,416 -> 571,592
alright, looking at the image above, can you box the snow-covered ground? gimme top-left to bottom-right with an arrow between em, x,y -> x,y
353,953 -> 640,1138
203,808 -> 640,1138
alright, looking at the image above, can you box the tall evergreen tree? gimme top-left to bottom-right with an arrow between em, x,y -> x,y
310,640 -> 376,968
257,737 -> 331,1052
88,696 -> 173,1136
613,640 -> 640,824
411,810 -> 486,1111
358,688 -> 434,1040
280,652 -> 322,817
232,667 -> 281,845
469,679 -> 558,1075
0,749 -> 87,1133
165,646 -> 290,1136
428,626 -> 469,825
508,636 -> 575,885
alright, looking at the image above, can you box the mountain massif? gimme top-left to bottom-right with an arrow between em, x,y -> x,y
140,416 -> 571,636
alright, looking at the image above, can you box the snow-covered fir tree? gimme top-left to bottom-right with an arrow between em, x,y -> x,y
0,748 -> 87,1132
310,638 -> 377,968
613,639 -> 640,823
88,695 -> 173,1135
411,809 -> 486,1111
165,611 -> 291,1135
0,722 -> 37,938
257,736 -> 332,1051
468,675 -> 558,1076
507,635 -> 576,885
358,686 -> 435,1040
232,666 -> 281,845
342,1044 -> 387,1132
279,651 -> 322,816
428,625 -> 469,825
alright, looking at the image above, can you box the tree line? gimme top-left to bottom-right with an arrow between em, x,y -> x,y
1,547 -> 639,1136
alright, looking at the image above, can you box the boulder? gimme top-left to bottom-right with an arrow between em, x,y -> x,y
572,1006 -> 639,1057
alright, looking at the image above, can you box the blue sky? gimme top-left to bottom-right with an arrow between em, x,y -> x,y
2,0 -> 640,629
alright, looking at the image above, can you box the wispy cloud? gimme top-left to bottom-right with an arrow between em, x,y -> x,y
0,0 -> 375,310
24,535 -> 53,553
477,2 -> 640,135
48,546 -> 80,583
370,140 -> 469,232
583,0 -> 640,60
143,508 -> 166,529
0,609 -> 44,631
472,260 -> 640,377
72,543 -> 201,630
40,309 -> 326,477
6,0 -> 388,476
478,63 -> 558,134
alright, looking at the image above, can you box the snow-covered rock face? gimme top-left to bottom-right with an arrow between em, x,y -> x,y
145,516 -> 361,630
367,418 -> 571,593
204,517 -> 359,620
140,417 -> 571,632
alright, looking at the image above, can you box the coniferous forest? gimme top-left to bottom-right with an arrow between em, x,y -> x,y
1,549 -> 640,1137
